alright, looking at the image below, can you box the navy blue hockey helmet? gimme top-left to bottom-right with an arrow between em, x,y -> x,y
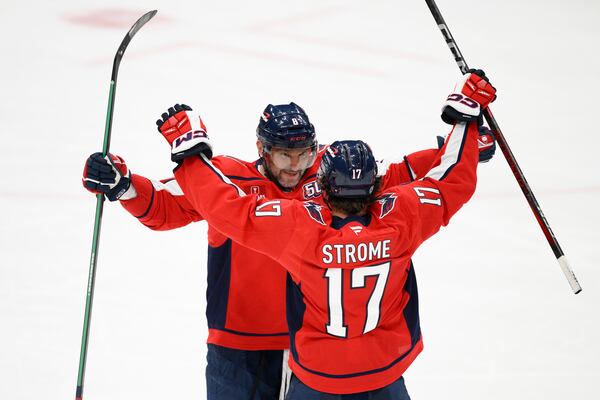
318,140 -> 378,199
256,103 -> 316,149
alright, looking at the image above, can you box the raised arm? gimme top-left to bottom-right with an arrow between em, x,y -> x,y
385,121 -> 480,247
154,103 -> 306,268
378,127 -> 496,189
381,69 -> 497,250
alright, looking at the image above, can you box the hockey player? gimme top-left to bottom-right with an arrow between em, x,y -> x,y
149,70 -> 496,398
83,95 -> 495,398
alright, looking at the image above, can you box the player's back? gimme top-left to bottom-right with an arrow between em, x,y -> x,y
283,201 -> 425,395
278,123 -> 479,393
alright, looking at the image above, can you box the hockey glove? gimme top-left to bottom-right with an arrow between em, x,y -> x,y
82,152 -> 135,201
437,125 -> 496,163
156,103 -> 213,162
477,126 -> 496,163
441,69 -> 497,125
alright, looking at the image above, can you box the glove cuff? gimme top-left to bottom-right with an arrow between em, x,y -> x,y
441,93 -> 481,125
118,176 -> 137,200
172,138 -> 213,162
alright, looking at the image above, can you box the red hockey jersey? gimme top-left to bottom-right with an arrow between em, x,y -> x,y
172,121 -> 479,393
120,146 -> 441,350
172,122 -> 479,393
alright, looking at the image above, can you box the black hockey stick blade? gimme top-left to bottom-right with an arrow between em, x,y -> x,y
112,10 -> 157,81
424,0 -> 582,294
103,9 -> 157,156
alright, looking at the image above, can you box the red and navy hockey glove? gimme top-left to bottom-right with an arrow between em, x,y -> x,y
441,69 -> 497,125
82,152 -> 135,201
156,103 -> 213,162
460,69 -> 497,108
477,126 -> 496,163
437,125 -> 496,163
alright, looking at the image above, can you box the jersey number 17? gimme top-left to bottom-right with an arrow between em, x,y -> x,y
324,261 -> 391,338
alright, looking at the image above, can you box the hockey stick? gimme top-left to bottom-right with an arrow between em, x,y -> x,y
424,0 -> 582,294
76,10 -> 158,400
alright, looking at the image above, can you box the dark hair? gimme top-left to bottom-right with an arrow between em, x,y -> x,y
318,176 -> 382,215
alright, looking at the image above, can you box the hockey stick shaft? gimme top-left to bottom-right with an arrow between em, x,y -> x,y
424,0 -> 581,294
76,10 -> 158,400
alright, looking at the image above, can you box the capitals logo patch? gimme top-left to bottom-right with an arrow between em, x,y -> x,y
304,201 -> 326,225
377,193 -> 397,219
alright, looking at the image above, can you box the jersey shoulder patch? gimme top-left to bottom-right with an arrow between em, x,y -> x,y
303,201 -> 326,225
376,193 -> 397,219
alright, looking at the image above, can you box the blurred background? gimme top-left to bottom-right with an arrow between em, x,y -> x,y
1,0 -> 598,399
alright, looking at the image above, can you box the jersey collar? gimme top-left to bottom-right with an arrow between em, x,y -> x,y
330,214 -> 371,230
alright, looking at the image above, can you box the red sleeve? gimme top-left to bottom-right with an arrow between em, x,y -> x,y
173,156 -> 303,274
378,148 -> 440,188
383,122 -> 479,250
119,173 -> 203,231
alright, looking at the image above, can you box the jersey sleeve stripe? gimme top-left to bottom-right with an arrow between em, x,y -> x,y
226,175 -> 266,182
200,154 -> 246,196
151,178 -> 184,195
425,122 -> 468,181
135,184 -> 155,219
403,156 -> 416,181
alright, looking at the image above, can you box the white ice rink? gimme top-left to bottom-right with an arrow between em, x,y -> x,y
1,0 -> 599,399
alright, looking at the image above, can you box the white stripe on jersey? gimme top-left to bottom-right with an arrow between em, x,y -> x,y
201,154 -> 246,197
221,155 -> 248,167
151,179 -> 185,196
407,163 -> 416,181
425,122 -> 467,181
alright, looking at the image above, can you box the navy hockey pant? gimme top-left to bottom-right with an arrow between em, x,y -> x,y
206,344 -> 284,400
285,374 -> 411,400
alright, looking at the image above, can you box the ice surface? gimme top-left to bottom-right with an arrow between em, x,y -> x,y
1,0 -> 598,399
